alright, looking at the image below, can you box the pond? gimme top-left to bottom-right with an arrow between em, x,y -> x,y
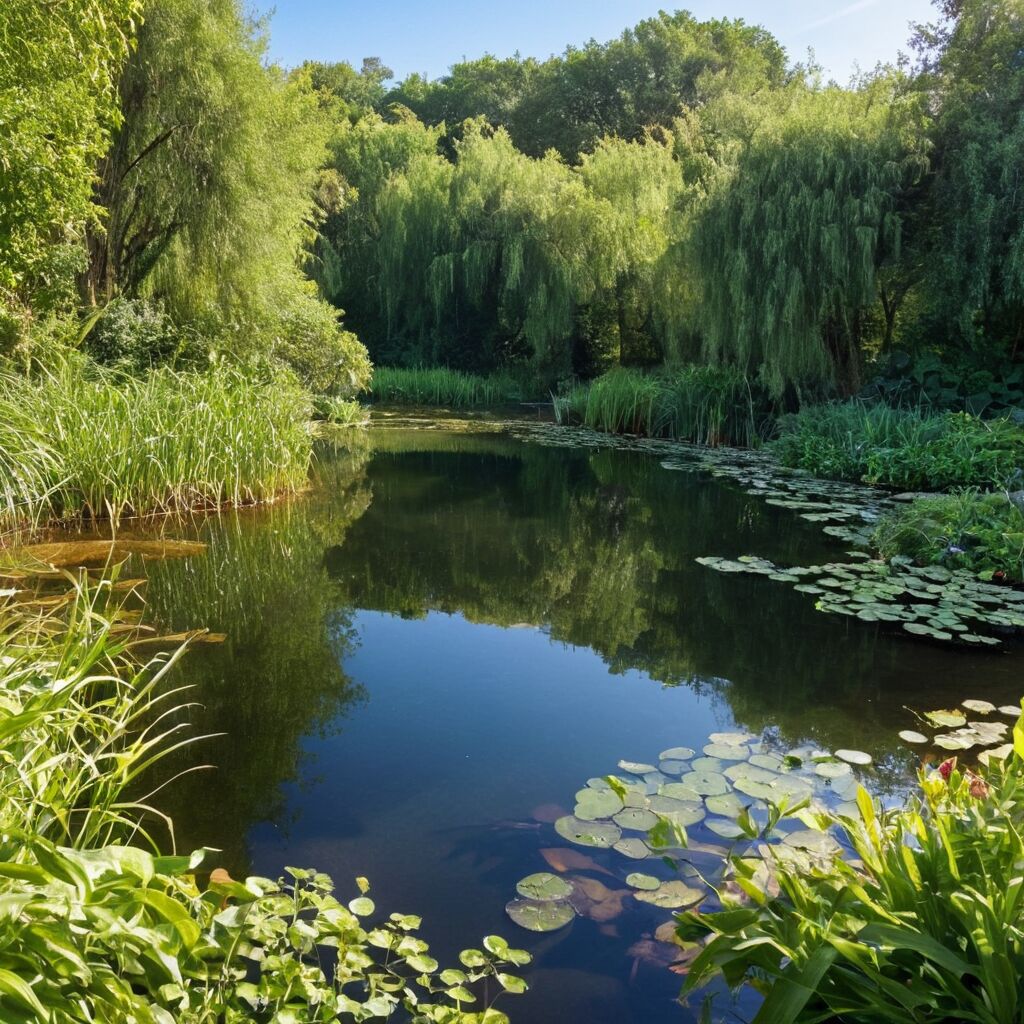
137,415 -> 1023,1023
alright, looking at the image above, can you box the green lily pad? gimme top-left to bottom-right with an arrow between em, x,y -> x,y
834,749 -> 872,766
634,881 -> 704,909
703,743 -> 749,760
614,838 -> 652,859
783,830 -> 841,857
626,873 -> 660,891
516,873 -> 574,901
1000,706 -> 1022,718
618,760 -> 656,775
656,784 -> 702,803
659,747 -> 695,761
749,753 -> 784,771
923,709 -> 967,728
679,770 -> 729,796
814,760 -> 852,780
658,760 -> 690,775
574,788 -> 623,821
724,763 -> 779,784
554,816 -> 621,848
962,700 -> 996,714
647,796 -> 705,826
613,807 -> 659,831
690,756 -> 725,773
898,730 -> 929,744
505,898 -> 575,932
706,818 -> 745,839
708,731 -> 757,745
704,793 -> 745,817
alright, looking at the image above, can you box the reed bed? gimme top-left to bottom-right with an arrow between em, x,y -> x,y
0,358 -> 313,532
366,366 -> 525,407
554,366 -> 769,447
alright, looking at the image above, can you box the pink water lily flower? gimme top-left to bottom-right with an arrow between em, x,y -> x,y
938,757 -> 956,781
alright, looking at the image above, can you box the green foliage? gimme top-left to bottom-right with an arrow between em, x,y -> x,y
772,402 -> 1024,490
0,357 -> 312,532
0,576 -> 529,1023
313,395 -> 368,425
679,737 -> 1024,1023
0,0 -> 140,312
554,367 -> 770,447
690,79 -> 929,397
874,490 -> 1024,583
367,367 -> 526,407
85,297 -> 202,371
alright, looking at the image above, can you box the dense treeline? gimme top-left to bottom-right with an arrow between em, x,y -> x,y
311,0 -> 1023,399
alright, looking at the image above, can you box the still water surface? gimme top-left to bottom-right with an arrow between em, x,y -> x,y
140,419 -> 1023,1023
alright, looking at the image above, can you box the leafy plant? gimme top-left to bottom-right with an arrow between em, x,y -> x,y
366,367 -> 527,408
678,715 -> 1024,1023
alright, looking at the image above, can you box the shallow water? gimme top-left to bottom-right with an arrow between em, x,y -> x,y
136,418 -> 1023,1023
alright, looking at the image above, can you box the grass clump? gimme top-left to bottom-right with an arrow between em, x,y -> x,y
313,394 -> 368,426
554,366 -> 768,447
0,357 -> 313,532
772,403 -> 1024,490
874,490 -> 1024,583
366,366 -> 526,407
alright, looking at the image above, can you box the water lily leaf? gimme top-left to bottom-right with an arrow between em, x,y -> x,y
505,898 -> 575,932
962,700 -> 996,714
678,770 -> 729,796
814,760 -> 852,780
724,763 -> 779,785
659,747 -> 695,761
554,816 -> 621,849
613,808 -> 659,831
618,760 -> 656,775
923,709 -> 967,728
783,830 -> 841,857
626,873 -> 660,891
613,838 -> 652,859
708,731 -> 757,745
690,756 -> 725,773
704,793 -> 745,817
979,744 -> 1013,766
516,873 -> 573,901
732,777 -> 775,801
834,749 -> 872,766
634,881 -> 704,909
702,743 -> 749,761
705,819 -> 745,839
749,753 -> 784,771
898,730 -> 929,745
647,796 -> 705,826
658,760 -> 690,776
1000,706 -> 1022,718
656,784 -> 702,804
573,789 -> 623,821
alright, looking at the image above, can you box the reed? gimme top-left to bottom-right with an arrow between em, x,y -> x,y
367,366 -> 526,407
0,357 -> 313,533
554,366 -> 768,447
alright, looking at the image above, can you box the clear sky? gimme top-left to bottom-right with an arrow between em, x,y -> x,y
259,0 -> 939,84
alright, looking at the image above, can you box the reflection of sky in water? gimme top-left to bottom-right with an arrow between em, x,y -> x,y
143,430 -> 1024,1024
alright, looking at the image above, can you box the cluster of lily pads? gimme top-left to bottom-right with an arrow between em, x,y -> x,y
897,698 -> 1022,762
505,732 -> 872,936
696,554 -> 1024,645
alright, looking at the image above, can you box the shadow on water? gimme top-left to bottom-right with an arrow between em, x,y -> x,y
136,422 -> 1022,1024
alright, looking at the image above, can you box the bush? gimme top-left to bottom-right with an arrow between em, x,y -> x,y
554,366 -> 771,447
313,394 -> 368,425
874,490 -> 1024,583
678,739 -> 1024,1023
366,366 -> 526,407
772,402 -> 1024,490
85,297 -> 202,371
0,355 -> 313,531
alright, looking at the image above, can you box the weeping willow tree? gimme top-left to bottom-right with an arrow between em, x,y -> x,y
690,79 -> 929,397
374,121 -> 622,377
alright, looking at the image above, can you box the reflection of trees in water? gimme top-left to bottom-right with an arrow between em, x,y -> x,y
143,445 -> 374,870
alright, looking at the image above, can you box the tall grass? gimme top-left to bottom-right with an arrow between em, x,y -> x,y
0,357 -> 313,532
366,366 -> 526,407
554,366 -> 770,447
772,402 -> 1024,490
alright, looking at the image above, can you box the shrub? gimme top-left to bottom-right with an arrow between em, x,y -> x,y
772,402 -> 1024,490
0,355 -> 313,531
874,490 -> 1024,583
366,366 -> 526,407
554,366 -> 770,447
84,296 -> 202,371
313,394 -> 368,426
678,739 -> 1024,1023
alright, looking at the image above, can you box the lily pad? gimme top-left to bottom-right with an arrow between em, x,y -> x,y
659,747 -> 695,761
783,829 -> 842,857
505,898 -> 575,933
962,699 -> 996,714
702,743 -> 750,760
516,873 -> 574,901
626,873 -> 661,891
613,838 -> 653,859
749,753 -> 784,771
634,881 -> 704,909
898,730 -> 929,744
613,807 -> 659,831
814,760 -> 852,780
574,788 -> 623,821
923,709 -> 967,728
656,783 -> 702,803
834,749 -> 872,766
679,770 -> 729,796
647,796 -> 705,826
1000,706 -> 1022,718
658,760 -> 690,775
705,818 -> 745,839
704,793 -> 745,817
708,731 -> 757,745
554,816 -> 621,849
618,760 -> 656,775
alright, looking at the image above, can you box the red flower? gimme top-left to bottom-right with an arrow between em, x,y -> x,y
966,771 -> 990,800
938,757 -> 956,781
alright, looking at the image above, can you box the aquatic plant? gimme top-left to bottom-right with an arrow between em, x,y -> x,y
367,366 -> 527,408
0,567 -> 530,1021
313,394 -> 369,426
678,706 -> 1024,1024
553,367 -> 770,448
772,402 -> 1024,491
0,356 -> 313,533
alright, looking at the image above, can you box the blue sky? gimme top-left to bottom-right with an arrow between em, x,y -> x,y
259,0 -> 938,83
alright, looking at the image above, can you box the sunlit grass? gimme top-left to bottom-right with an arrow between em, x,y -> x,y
366,366 -> 526,408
